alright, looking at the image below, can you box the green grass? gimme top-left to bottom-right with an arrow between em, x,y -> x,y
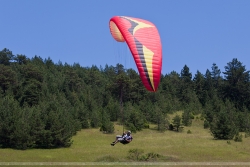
0,118 -> 250,164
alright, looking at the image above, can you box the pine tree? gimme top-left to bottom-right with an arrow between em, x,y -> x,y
210,100 -> 238,140
172,115 -> 182,132
222,58 -> 250,110
179,65 -> 193,105
182,109 -> 192,126
193,70 -> 206,106
100,109 -> 114,133
0,48 -> 14,65
0,65 -> 17,93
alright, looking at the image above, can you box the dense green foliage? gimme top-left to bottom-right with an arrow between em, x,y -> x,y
0,48 -> 250,149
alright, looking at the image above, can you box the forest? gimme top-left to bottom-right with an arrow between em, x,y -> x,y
0,48 -> 250,150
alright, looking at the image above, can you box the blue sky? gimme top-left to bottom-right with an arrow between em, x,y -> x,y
1,0 -> 250,76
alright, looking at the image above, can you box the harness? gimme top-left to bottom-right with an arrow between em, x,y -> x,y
120,135 -> 132,144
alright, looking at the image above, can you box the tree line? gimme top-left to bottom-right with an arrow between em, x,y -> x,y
0,48 -> 250,149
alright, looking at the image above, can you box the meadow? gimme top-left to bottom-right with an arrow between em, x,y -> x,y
0,117 -> 250,166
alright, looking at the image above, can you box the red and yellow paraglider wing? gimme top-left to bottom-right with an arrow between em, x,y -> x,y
109,16 -> 162,92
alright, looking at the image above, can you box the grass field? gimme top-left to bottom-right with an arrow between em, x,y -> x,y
0,116 -> 250,166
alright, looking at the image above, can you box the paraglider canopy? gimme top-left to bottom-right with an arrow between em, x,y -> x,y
109,16 -> 162,92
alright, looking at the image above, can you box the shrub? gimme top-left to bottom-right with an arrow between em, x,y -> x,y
172,115 -> 182,131
204,120 -> 210,129
127,149 -> 165,162
168,124 -> 174,131
127,123 -> 137,133
100,122 -> 114,134
143,123 -> 150,129
234,133 -> 243,142
182,110 -> 192,126
178,126 -> 184,132
245,131 -> 250,138
127,149 -> 144,161
210,111 -> 237,140
190,114 -> 195,119
140,152 -> 161,161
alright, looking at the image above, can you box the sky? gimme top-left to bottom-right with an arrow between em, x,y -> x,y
1,0 -> 250,76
